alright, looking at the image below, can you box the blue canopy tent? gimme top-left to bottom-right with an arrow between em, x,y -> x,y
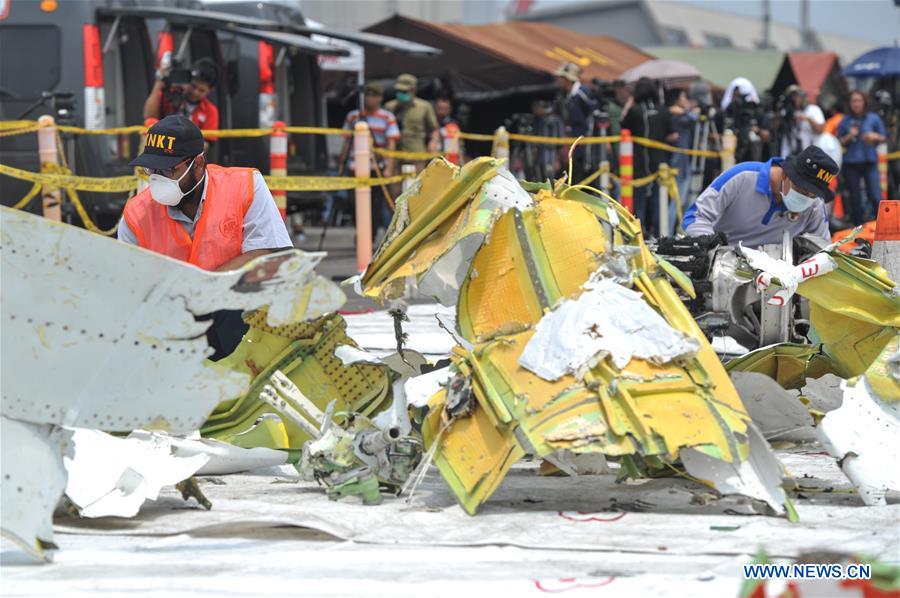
842,46 -> 900,78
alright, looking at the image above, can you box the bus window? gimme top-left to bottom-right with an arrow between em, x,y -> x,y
0,25 -> 61,118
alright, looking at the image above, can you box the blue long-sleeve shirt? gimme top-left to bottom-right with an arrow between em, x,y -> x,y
837,112 -> 886,164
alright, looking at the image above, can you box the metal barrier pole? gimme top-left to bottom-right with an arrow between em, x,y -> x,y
354,121 -> 372,272
270,120 -> 288,221
492,126 -> 510,160
619,128 -> 633,213
37,115 -> 61,221
721,129 -> 737,171
136,117 -> 157,194
401,164 -> 416,194
878,143 -> 888,201
658,162 -> 669,236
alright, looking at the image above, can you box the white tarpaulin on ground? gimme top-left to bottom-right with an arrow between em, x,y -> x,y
3,449 -> 897,596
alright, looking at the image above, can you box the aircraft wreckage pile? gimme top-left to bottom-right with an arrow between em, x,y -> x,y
1,157 -> 898,586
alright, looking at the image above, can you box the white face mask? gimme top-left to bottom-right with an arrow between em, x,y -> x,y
781,178 -> 817,213
148,156 -> 204,206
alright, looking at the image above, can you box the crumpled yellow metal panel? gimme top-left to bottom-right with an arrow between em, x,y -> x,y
459,198 -> 610,342
363,158 -> 505,302
866,334 -> 900,402
379,170 -> 766,514
798,250 -> 899,380
201,312 -> 391,448
421,388 -> 525,515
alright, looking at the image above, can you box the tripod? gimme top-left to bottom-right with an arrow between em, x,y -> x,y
688,109 -> 720,201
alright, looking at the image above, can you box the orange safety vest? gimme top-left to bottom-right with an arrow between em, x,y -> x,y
123,164 -> 254,270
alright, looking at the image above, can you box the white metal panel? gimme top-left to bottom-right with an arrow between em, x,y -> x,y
0,417 -> 71,561
0,207 -> 344,434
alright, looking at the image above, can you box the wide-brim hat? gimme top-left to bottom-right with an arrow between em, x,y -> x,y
783,145 -> 839,202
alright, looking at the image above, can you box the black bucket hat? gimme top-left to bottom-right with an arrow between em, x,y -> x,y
782,145 -> 840,202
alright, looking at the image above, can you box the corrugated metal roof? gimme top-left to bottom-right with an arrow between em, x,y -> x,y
420,19 -> 653,82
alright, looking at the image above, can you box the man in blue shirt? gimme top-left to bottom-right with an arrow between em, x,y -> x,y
683,145 -> 839,248
555,62 -> 595,183
837,90 -> 887,225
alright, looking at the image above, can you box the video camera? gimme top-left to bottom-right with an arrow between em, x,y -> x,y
726,93 -> 765,162
505,112 -> 536,135
590,78 -> 619,129
872,89 -> 896,124
161,57 -> 194,107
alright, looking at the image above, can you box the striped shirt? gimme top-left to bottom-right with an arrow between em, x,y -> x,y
343,108 -> 400,170
343,108 -> 400,148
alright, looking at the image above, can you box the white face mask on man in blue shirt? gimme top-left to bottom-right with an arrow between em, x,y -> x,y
780,177 -> 818,213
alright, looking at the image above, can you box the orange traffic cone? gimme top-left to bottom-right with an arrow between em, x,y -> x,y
872,200 -> 900,282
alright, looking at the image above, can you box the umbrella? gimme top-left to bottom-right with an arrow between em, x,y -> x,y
620,59 -> 701,85
841,46 -> 900,78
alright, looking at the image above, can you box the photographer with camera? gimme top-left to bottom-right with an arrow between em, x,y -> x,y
144,56 -> 220,147
775,85 -> 825,157
721,77 -> 768,164
837,90 -> 887,225
508,100 -> 564,181
666,87 -> 696,215
621,77 -> 676,238
555,62 -> 596,182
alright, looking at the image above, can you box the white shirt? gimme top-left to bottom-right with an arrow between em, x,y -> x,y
118,170 -> 293,252
781,104 -> 825,156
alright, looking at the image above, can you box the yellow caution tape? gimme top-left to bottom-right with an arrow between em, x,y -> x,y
577,164 -> 610,187
56,124 -> 146,136
201,128 -> 272,139
284,126 -> 348,136
12,182 -> 42,210
0,120 -> 738,159
372,147 -> 444,161
65,186 -> 119,236
0,124 -> 41,138
264,174 -> 409,192
0,120 -> 38,130
0,162 -> 138,192
885,150 -> 900,161
632,136 -> 722,158
458,132 -> 498,142
508,133 -> 621,146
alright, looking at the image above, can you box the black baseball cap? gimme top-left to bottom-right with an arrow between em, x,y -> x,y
782,145 -> 840,202
129,115 -> 204,170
